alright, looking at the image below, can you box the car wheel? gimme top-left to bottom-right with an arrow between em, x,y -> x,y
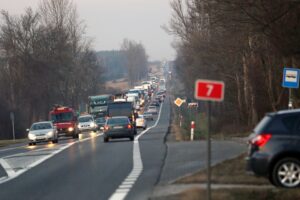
104,137 -> 109,143
32,142 -> 36,146
143,126 -> 146,130
73,133 -> 79,139
28,142 -> 32,146
272,157 -> 300,188
130,136 -> 134,141
52,138 -> 58,143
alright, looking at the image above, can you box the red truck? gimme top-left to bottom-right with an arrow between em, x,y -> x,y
49,106 -> 79,138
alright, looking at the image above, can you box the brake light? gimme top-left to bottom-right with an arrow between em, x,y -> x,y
251,134 -> 271,147
127,124 -> 132,129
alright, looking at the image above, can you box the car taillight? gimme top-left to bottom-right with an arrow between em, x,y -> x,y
104,125 -> 109,131
127,124 -> 132,129
251,134 -> 271,147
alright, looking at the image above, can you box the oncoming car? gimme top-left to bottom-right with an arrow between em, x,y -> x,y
77,115 -> 97,133
136,115 -> 147,130
95,117 -> 106,130
147,106 -> 158,115
27,121 -> 58,146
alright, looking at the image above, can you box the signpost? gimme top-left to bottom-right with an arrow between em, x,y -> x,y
194,79 -> 225,200
174,97 -> 186,127
10,112 -> 15,141
174,97 -> 185,107
282,68 -> 300,109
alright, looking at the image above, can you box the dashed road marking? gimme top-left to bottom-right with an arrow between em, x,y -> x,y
0,132 -> 103,184
109,102 -> 164,200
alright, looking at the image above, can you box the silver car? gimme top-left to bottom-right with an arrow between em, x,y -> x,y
77,115 -> 98,133
136,115 -> 147,130
147,106 -> 158,115
27,121 -> 58,146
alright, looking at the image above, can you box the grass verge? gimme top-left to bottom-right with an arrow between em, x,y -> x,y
176,153 -> 269,185
154,187 -> 300,200
153,154 -> 300,200
0,138 -> 27,147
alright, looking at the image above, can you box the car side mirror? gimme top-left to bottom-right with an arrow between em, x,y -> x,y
26,128 -> 30,132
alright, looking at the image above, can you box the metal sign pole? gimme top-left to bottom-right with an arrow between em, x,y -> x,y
207,101 -> 211,200
288,88 -> 292,109
10,112 -> 15,141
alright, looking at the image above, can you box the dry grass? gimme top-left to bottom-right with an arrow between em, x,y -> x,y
155,187 -> 300,200
176,153 -> 269,185
105,78 -> 129,92
157,154 -> 300,200
0,138 -> 27,147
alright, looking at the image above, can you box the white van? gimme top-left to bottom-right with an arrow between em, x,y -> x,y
126,94 -> 140,110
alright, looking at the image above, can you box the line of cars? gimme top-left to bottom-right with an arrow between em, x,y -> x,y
26,76 -> 166,145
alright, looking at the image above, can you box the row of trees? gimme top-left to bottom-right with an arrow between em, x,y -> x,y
0,0 -> 103,138
121,39 -> 148,86
167,0 -> 300,131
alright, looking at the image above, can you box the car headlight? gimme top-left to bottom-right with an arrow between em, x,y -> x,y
28,133 -> 36,140
47,131 -> 54,137
90,122 -> 95,128
68,127 -> 74,132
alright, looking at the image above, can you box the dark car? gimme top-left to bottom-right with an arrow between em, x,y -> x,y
103,116 -> 134,142
95,117 -> 106,130
246,109 -> 300,188
150,101 -> 160,107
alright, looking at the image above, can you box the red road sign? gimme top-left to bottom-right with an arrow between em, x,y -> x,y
194,79 -> 225,102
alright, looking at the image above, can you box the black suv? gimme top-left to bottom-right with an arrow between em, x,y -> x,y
247,109 -> 300,188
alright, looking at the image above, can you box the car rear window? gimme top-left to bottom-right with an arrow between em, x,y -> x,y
264,115 -> 298,134
108,118 -> 129,125
254,115 -> 272,133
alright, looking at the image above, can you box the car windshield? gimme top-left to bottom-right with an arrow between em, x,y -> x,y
51,112 -> 73,123
31,123 -> 52,131
95,118 -> 106,123
79,116 -> 93,123
107,118 -> 129,125
90,106 -> 106,113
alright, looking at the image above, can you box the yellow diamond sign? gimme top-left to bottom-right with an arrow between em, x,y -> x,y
174,97 -> 184,107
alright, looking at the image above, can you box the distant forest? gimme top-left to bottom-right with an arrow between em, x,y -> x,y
97,51 -> 127,81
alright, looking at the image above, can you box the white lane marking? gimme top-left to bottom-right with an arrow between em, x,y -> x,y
109,102 -> 164,200
0,132 -> 103,184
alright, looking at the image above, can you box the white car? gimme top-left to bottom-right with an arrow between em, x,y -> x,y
136,115 -> 147,130
27,121 -> 58,146
147,106 -> 158,115
78,115 -> 97,133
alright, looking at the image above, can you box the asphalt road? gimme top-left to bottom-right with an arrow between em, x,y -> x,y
0,98 -> 170,200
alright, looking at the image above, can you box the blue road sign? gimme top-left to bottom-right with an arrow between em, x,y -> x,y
282,68 -> 300,88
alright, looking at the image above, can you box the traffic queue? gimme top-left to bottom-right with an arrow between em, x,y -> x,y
26,76 -> 167,145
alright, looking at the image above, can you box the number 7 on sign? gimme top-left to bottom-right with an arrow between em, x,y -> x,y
194,79 -> 225,102
206,84 -> 214,96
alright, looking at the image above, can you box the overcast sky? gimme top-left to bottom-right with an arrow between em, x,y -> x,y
0,0 -> 175,61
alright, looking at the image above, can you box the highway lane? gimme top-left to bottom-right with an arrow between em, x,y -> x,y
0,99 -> 169,200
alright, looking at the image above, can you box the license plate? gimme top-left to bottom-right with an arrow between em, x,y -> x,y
113,126 -> 123,129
